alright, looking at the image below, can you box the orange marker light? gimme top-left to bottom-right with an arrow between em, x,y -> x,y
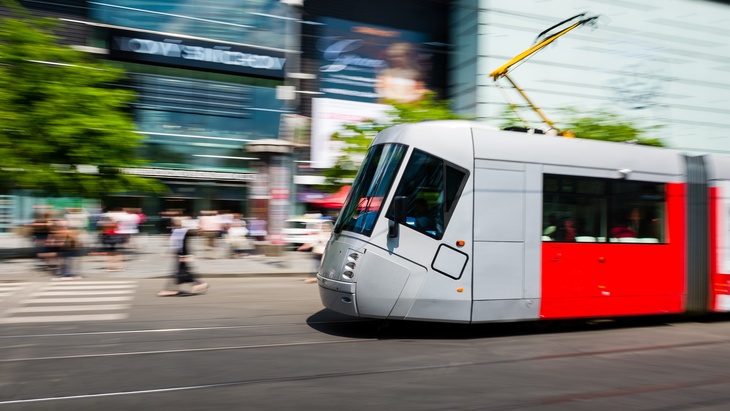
456,240 -> 465,247
457,288 -> 464,293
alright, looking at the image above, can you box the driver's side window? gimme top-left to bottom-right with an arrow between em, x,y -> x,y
390,149 -> 468,240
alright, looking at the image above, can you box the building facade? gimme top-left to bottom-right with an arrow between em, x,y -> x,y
2,0 -> 300,233
1,0 -> 729,234
450,0 -> 730,154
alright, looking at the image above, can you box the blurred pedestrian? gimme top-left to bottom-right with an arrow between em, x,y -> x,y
46,219 -> 82,280
30,206 -> 53,271
226,217 -> 252,258
158,218 -> 209,297
249,219 -> 268,241
97,210 -> 125,271
298,237 -> 326,284
198,210 -> 223,259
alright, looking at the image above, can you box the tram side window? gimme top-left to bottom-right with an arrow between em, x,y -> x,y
609,181 -> 666,243
542,175 -> 667,243
543,176 -> 606,242
390,149 -> 468,240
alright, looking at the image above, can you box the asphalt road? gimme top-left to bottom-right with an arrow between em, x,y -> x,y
2,277 -> 730,410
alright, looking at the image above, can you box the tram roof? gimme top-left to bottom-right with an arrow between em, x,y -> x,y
379,121 -> 685,179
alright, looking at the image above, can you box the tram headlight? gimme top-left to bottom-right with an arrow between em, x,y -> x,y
343,249 -> 362,281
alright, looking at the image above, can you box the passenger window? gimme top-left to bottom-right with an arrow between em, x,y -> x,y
543,175 -> 666,243
609,182 -> 666,243
390,149 -> 468,240
543,176 -> 606,243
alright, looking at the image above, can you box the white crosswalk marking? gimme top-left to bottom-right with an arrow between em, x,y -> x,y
0,281 -> 137,324
6,304 -> 129,313
0,314 -> 127,324
33,290 -> 136,296
0,283 -> 30,301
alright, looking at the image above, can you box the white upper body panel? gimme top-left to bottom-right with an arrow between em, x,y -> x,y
374,120 -> 686,181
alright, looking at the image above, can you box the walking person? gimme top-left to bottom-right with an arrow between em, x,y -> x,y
47,219 -> 82,280
198,210 -> 223,259
158,219 -> 209,297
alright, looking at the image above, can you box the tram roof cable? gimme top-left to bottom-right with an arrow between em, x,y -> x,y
489,12 -> 600,137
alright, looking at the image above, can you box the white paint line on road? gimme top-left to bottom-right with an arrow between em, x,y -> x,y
0,313 -> 128,324
33,290 -> 135,297
0,287 -> 27,293
6,304 -> 129,313
0,339 -> 378,406
0,338 -> 372,362
22,296 -> 134,303
0,285 -> 26,289
42,285 -> 137,290
46,281 -> 136,285
0,320 -> 363,339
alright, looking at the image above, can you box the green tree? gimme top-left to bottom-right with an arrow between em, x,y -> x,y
560,109 -> 663,147
497,106 -> 664,147
0,0 -> 164,197
322,93 -> 466,188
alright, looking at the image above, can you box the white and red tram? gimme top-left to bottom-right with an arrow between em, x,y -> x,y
316,121 -> 730,323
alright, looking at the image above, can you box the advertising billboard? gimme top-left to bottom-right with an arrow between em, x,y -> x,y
310,98 -> 391,169
316,17 -> 435,104
108,29 -> 287,79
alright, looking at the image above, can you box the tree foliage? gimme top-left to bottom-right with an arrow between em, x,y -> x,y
0,0 -> 164,197
560,109 -> 664,147
497,106 -> 664,147
322,93 -> 466,188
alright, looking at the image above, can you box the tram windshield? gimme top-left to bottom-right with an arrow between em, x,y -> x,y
334,143 -> 406,236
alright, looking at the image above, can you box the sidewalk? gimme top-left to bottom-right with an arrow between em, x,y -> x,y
0,233 -> 320,282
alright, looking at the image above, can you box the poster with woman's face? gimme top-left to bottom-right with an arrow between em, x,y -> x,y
317,17 -> 437,104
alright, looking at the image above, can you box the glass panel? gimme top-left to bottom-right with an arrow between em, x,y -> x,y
390,149 -> 468,240
89,0 -> 290,49
543,175 -> 607,242
610,182 -> 666,243
542,175 -> 667,243
334,144 -> 406,237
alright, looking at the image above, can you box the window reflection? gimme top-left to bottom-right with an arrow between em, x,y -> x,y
334,144 -> 406,237
390,149 -> 469,240
543,175 -> 666,243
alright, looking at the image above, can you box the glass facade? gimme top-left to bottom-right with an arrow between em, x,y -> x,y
84,0 -> 294,223
88,0 -> 290,49
121,66 -> 284,172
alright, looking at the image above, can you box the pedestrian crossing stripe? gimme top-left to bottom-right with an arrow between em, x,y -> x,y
0,283 -> 31,300
0,314 -> 127,324
47,281 -> 136,285
33,290 -> 136,297
23,296 -> 134,304
5,304 -> 129,313
40,285 -> 137,290
0,281 -> 137,324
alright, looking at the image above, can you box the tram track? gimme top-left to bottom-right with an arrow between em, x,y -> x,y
2,321 -> 730,407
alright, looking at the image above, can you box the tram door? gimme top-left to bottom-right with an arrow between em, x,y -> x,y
471,163 -> 542,322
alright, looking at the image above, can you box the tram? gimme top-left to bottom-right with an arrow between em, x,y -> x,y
316,120 -> 730,323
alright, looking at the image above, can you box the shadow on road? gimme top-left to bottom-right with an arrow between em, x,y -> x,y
304,310 -> 714,340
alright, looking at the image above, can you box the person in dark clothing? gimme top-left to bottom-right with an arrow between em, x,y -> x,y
158,219 -> 209,297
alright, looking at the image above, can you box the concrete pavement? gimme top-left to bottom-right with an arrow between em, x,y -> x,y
0,233 -> 321,282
